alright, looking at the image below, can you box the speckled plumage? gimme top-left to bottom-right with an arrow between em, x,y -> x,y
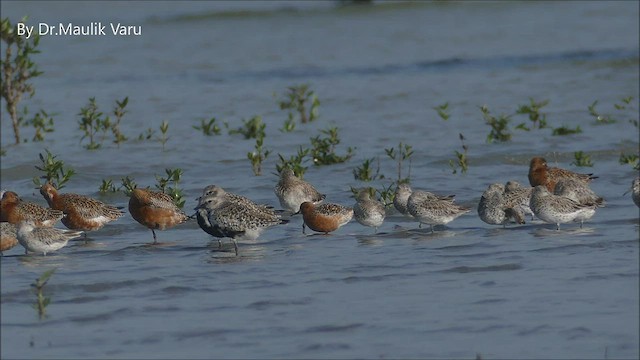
407,189 -> 470,232
16,220 -> 83,255
503,181 -> 534,223
528,157 -> 596,192
198,185 -> 279,216
299,202 -> 353,234
1,222 -> 18,255
196,192 -> 287,255
353,189 -> 386,233
553,178 -> 604,226
40,183 -> 124,232
128,188 -> 189,243
631,177 -> 640,208
529,185 -> 597,230
393,183 -> 414,218
1,190 -> 64,227
274,169 -> 325,213
477,183 -> 508,225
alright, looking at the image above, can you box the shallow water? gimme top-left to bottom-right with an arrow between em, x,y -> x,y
1,1 -> 639,359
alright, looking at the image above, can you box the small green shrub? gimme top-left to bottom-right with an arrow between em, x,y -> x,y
588,100 -> 615,124
31,268 -> 55,320
571,151 -> 593,167
278,84 -> 319,125
310,127 -> 354,166
276,146 -> 310,178
515,98 -> 549,130
193,117 -> 222,136
552,125 -> 582,136
480,105 -> 512,143
229,115 -> 264,139
449,133 -> 468,174
353,157 -> 383,182
433,102 -> 450,121
32,149 -> 75,190
155,168 -> 185,208
385,141 -> 413,183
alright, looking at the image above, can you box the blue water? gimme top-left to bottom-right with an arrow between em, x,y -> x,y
1,1 -> 639,359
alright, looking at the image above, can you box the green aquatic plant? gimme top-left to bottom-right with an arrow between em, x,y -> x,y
193,117 -> 222,136
111,97 -> 129,146
613,96 -> 633,110
157,120 -> 170,151
619,152 -> 639,170
137,127 -> 155,141
277,84 -> 320,127
385,141 -> 413,183
98,179 -> 118,193
433,102 -> 450,121
353,157 -> 383,182
449,133 -> 468,174
480,105 -> 512,143
229,115 -> 264,139
1,17 -> 44,145
155,168 -> 185,208
552,125 -> 582,136
515,97 -> 549,130
23,108 -> 55,142
119,176 -> 138,196
310,127 -> 354,166
78,97 -> 111,150
32,149 -> 76,190
31,268 -> 55,320
248,129 -> 270,176
276,146 -> 310,178
588,100 -> 615,124
571,151 -> 593,167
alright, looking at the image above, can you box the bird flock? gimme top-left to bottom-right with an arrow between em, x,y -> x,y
1,156 -> 638,256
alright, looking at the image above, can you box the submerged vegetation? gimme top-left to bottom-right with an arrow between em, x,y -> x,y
32,149 -> 76,190
31,268 -> 56,320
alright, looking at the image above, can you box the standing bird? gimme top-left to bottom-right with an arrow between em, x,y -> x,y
197,185 -> 279,215
274,168 -> 325,213
477,183 -> 508,226
0,191 -> 64,226
128,188 -> 189,244
1,222 -> 19,255
528,157 -> 597,192
553,178 -> 604,227
407,189 -> 470,233
529,185 -> 597,230
16,220 -> 83,256
393,183 -> 414,218
1,190 -> 64,227
298,201 -> 353,235
195,192 -> 288,255
503,181 -> 534,223
39,183 -> 124,235
626,177 -> 640,208
353,188 -> 386,233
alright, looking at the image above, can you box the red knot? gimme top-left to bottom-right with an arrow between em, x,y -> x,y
393,183 -> 414,218
298,201 -> 353,234
1,222 -> 18,255
128,188 -> 189,244
528,157 -> 597,192
1,190 -> 64,227
40,183 -> 124,234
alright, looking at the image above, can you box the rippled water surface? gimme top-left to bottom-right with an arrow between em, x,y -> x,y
1,1 -> 639,359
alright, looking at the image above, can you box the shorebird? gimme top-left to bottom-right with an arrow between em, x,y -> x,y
39,183 -> 124,235
197,185 -> 280,216
553,178 -> 604,227
393,182 -> 414,218
529,185 -> 597,230
406,188 -> 470,233
353,188 -> 386,233
128,188 -> 189,244
1,190 -> 64,227
528,157 -> 597,192
195,192 -> 288,255
16,220 -> 83,255
503,181 -> 534,223
1,222 -> 18,255
274,168 -> 325,213
625,177 -> 640,208
298,201 -> 353,235
478,183 -> 508,226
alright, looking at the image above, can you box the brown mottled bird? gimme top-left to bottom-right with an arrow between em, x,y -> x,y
528,157 -> 597,192
40,183 -> 124,234
1,222 -> 19,255
128,188 -> 188,244
1,190 -> 64,227
298,202 -> 353,234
